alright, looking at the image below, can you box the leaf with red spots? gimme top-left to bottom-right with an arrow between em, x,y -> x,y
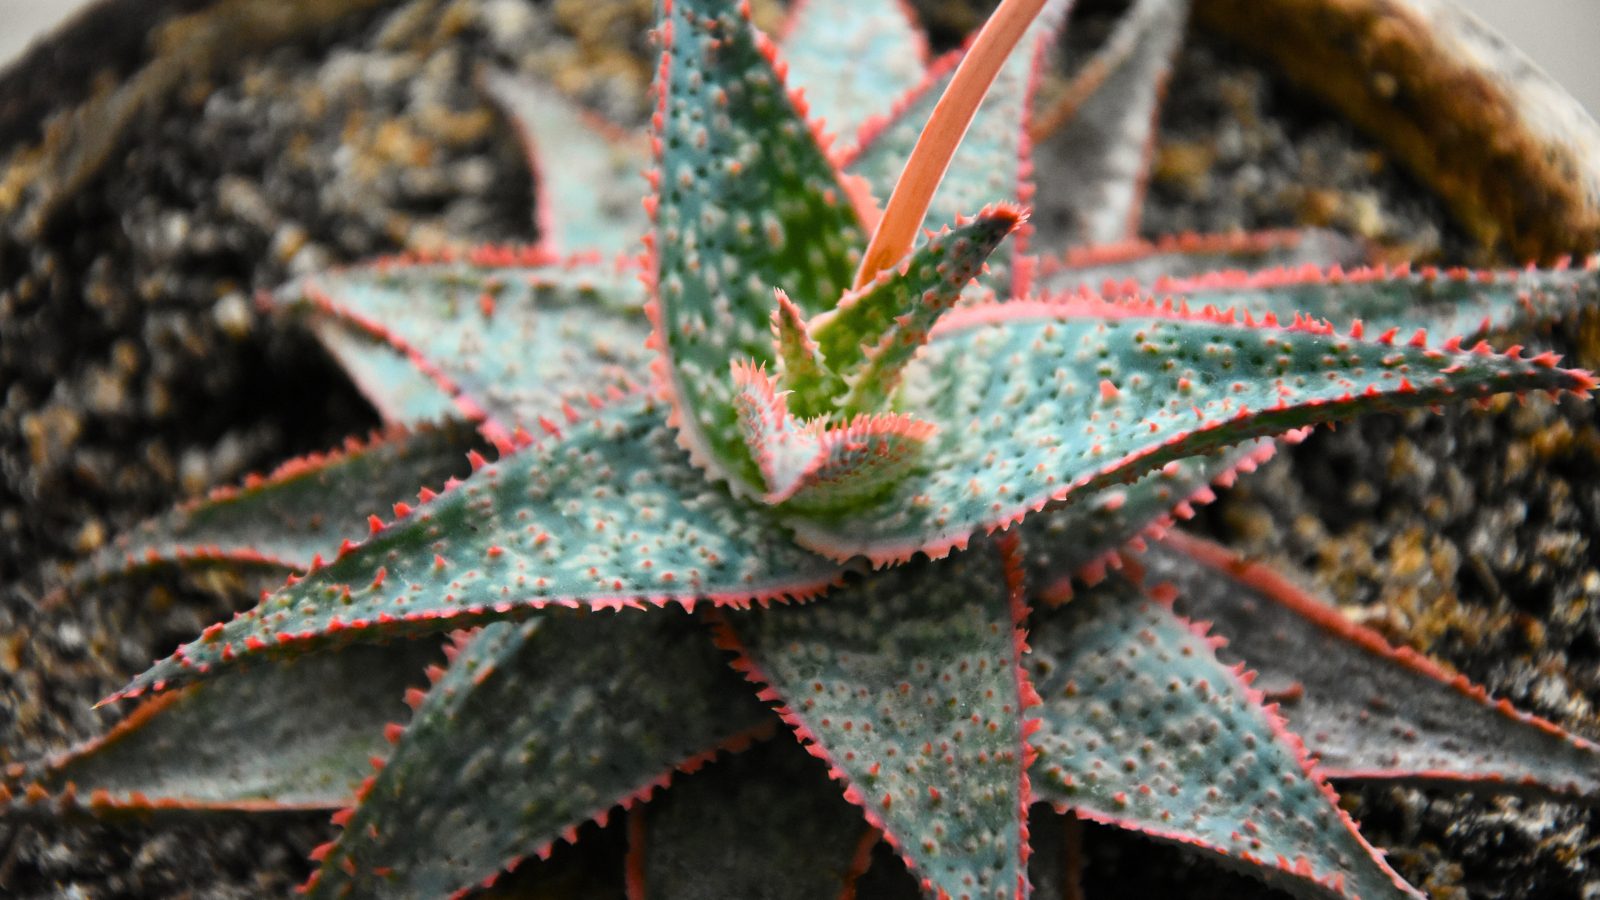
1146,533 -> 1600,799
842,0 -> 1073,298
1027,573 -> 1422,900
649,0 -> 871,495
6,641 -> 439,815
1033,228 -> 1369,297
482,71 -> 650,258
783,297 -> 1596,564
812,204 -> 1024,415
732,362 -> 935,509
630,737 -> 875,900
1030,0 -> 1191,247
73,421 -> 478,590
304,610 -> 773,898
712,539 -> 1036,900
1016,437 -> 1284,602
110,396 -> 845,701
778,0 -> 928,140
1148,259 -> 1600,343
280,254 -> 649,443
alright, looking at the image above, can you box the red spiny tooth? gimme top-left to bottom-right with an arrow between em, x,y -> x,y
331,808 -> 355,827
1377,327 -> 1399,344
513,426 -> 535,447
538,415 -> 562,437
309,842 -> 334,861
562,400 -> 581,424
392,502 -> 412,518
418,487 -> 438,502
338,540 -> 358,558
467,450 -> 489,471
384,722 -> 405,743
404,687 -> 427,709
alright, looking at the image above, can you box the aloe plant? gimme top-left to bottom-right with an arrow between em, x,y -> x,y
9,0 -> 1600,896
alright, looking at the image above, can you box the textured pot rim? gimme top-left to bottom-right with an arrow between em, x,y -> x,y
1196,0 -> 1600,262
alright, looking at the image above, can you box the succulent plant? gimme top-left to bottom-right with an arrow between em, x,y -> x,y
8,0 -> 1600,896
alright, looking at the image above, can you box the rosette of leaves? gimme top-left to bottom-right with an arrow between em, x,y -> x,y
9,0 -> 1600,897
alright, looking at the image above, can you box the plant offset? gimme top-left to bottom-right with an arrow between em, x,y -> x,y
8,0 -> 1600,897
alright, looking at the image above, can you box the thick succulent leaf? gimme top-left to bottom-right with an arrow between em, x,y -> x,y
771,287 -> 835,413
310,320 -> 459,426
483,70 -> 650,258
649,0 -> 870,494
1017,437 -> 1283,601
843,0 -> 1075,298
778,0 -> 927,140
1031,0 -> 1191,248
305,610 -> 774,898
1148,533 -> 1600,799
784,297 -> 1596,564
75,422 -> 478,588
813,205 -> 1024,414
1027,574 -> 1420,900
713,540 -> 1035,900
1152,259 -> 1600,343
1032,229 -> 1368,297
112,396 -> 845,701
732,362 -> 935,509
631,736 -> 874,900
281,253 -> 649,443
6,641 -> 438,815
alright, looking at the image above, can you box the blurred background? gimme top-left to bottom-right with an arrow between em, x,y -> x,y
2,0 -> 1598,111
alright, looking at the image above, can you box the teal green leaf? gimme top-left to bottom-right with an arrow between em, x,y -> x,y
112,396 -> 845,701
634,737 -> 874,900
1144,534 -> 1600,799
483,71 -> 650,258
1027,573 -> 1421,899
306,610 -> 773,898
714,541 -> 1033,900
778,0 -> 927,140
280,254 -> 649,441
1154,260 -> 1600,343
1016,438 -> 1280,600
310,320 -> 459,426
651,0 -> 869,493
77,421 -> 477,587
785,298 -> 1595,564
9,641 -> 438,814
